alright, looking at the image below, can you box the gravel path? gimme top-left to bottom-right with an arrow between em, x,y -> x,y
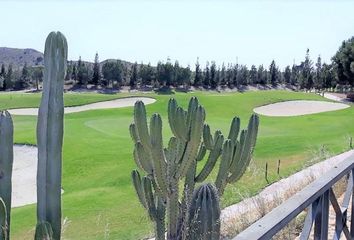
8,97 -> 156,116
253,100 -> 349,117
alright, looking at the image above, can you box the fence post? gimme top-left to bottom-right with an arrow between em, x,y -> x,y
265,162 -> 269,184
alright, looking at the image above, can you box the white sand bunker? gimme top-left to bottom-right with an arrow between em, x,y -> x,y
12,145 -> 65,208
254,100 -> 349,117
8,97 -> 156,116
12,145 -> 37,207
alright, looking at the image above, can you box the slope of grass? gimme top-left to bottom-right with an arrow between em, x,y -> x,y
6,90 -> 354,239
0,92 -> 139,110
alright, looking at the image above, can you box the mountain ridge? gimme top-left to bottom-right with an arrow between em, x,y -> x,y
0,47 -> 135,69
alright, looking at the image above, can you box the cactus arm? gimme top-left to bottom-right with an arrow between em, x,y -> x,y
196,144 -> 206,162
186,97 -> 199,131
177,106 -> 205,179
227,114 -> 259,183
36,31 -> 67,240
174,107 -> 188,141
142,177 -> 158,221
168,98 -> 179,138
215,140 -> 234,194
0,111 -> 13,239
150,114 -> 168,195
135,142 -> 153,174
134,101 -> 151,149
131,170 -> 147,208
202,124 -> 214,150
195,133 -> 224,183
129,123 -> 140,143
228,117 -> 240,143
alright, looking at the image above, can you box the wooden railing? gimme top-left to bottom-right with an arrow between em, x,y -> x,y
233,153 -> 354,240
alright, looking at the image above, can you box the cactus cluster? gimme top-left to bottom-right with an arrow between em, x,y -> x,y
131,97 -> 259,240
0,31 -> 67,240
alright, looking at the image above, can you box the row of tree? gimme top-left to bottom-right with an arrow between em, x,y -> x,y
0,63 -> 43,91
1,36 -> 353,91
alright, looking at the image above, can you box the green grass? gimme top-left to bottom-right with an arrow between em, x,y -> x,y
6,90 -> 354,239
0,92 -> 139,110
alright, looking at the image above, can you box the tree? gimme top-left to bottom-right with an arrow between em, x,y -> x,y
210,61 -> 217,88
226,64 -> 233,88
322,63 -> 336,89
314,55 -> 323,90
72,63 -> 77,82
291,64 -> 299,86
193,58 -> 202,87
219,63 -> 226,86
156,59 -> 174,88
14,63 -> 30,90
130,62 -> 138,89
77,56 -> 85,85
173,61 -> 181,87
32,66 -> 43,91
140,62 -> 155,86
92,53 -> 101,85
164,59 -> 174,86
300,49 -> 314,89
0,64 -> 5,90
65,61 -> 73,81
180,65 -> 192,89
232,64 -> 239,87
4,64 -> 13,90
237,65 -> 248,85
332,37 -> 354,86
203,62 -> 210,88
249,65 -> 258,84
102,60 -> 124,87
257,65 -> 265,84
0,64 -> 5,78
269,60 -> 278,85
284,66 -> 291,84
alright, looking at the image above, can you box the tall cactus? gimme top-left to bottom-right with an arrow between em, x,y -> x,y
0,111 -> 13,240
130,97 -> 259,240
37,31 -> 67,240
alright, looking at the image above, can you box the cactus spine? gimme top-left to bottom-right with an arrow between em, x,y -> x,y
37,31 -> 67,240
131,97 -> 259,240
0,111 -> 13,240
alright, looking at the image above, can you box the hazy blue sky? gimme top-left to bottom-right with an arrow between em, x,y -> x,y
1,0 -> 354,69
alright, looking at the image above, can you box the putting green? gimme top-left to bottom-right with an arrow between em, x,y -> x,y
6,90 -> 354,239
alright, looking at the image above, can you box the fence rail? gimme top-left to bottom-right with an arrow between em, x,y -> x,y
233,153 -> 354,240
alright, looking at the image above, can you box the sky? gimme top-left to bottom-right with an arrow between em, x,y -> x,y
0,0 -> 354,69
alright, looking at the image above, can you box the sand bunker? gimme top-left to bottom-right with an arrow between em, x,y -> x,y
254,100 -> 349,116
12,145 -> 37,207
12,145 -> 65,208
8,97 -> 156,116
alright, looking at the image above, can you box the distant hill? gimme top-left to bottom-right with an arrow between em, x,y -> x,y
0,47 -> 139,70
0,47 -> 44,68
